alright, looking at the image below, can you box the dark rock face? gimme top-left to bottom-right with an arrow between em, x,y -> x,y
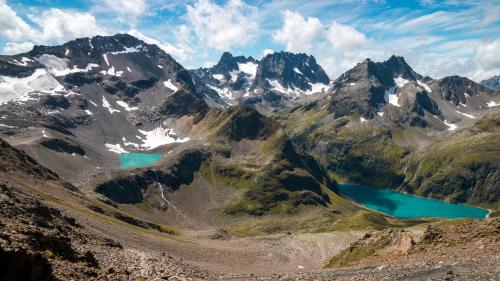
252,51 -> 330,91
0,246 -> 55,281
159,89 -> 209,122
216,105 -> 280,141
63,72 -> 103,87
432,75 -> 495,105
40,138 -> 85,156
40,95 -> 70,110
95,177 -> 144,204
481,75 -> 500,90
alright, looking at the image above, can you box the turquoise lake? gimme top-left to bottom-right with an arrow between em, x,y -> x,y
119,152 -> 164,169
337,183 -> 488,219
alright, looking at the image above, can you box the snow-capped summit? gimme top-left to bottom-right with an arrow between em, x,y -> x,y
191,51 -> 330,110
251,51 -> 330,94
191,52 -> 258,105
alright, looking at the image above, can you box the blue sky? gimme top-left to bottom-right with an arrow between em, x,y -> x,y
1,0 -> 499,81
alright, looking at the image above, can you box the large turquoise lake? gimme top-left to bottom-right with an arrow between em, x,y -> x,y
119,152 -> 164,169
337,183 -> 488,219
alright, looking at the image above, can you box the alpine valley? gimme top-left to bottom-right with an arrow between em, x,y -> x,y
0,34 -> 499,281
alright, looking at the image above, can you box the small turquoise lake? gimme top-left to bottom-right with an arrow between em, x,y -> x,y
338,183 -> 488,219
119,152 -> 164,169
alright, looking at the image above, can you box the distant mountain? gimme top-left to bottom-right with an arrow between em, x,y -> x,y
192,51 -> 330,110
191,52 -> 258,105
327,55 -> 499,130
481,75 -> 500,90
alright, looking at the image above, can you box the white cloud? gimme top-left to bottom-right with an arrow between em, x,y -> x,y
128,29 -> 191,63
475,39 -> 500,72
272,10 -> 372,79
95,0 -> 147,23
3,42 -> 34,54
30,9 -> 106,42
186,0 -> 258,51
326,22 -> 368,52
261,48 -> 274,58
0,1 -> 106,54
473,39 -> 500,81
273,10 -> 324,53
0,0 -> 36,41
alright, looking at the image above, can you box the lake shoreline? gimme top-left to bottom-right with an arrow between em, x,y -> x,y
337,183 -> 489,219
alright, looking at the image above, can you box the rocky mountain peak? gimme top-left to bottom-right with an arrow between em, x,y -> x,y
253,51 -> 330,91
481,75 -> 500,90
212,52 -> 257,74
215,104 -> 280,141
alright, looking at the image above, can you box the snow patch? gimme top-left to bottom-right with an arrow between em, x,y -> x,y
65,49 -> 70,56
229,70 -> 239,82
417,80 -> 432,92
384,86 -> 400,107
212,73 -> 224,81
138,127 -> 189,149
349,82 -> 356,86
84,110 -> 93,115
103,54 -> 109,66
377,111 -> 384,117
11,57 -> 33,66
158,64 -> 163,69
238,62 -> 258,78
267,79 -> 288,94
305,82 -> 328,95
163,79 -> 178,92
109,45 -> 142,55
456,111 -> 476,119
36,54 -> 98,76
105,143 -> 128,154
0,69 -> 64,103
267,79 -> 327,96
487,101 -> 500,108
116,101 -> 138,111
444,120 -> 457,131
127,67 -> 132,72
360,117 -> 367,123
102,96 -> 120,114
293,67 -> 303,75
207,85 -> 235,102
394,76 -> 410,87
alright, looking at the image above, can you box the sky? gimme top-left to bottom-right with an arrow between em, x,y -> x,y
1,0 -> 500,81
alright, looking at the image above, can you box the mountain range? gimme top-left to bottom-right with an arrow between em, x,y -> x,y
0,33 -> 499,280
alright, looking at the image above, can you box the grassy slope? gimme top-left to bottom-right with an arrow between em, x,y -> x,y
275,103 -> 500,209
405,113 -> 500,208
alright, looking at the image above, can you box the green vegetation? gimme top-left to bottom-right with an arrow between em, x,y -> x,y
407,130 -> 500,207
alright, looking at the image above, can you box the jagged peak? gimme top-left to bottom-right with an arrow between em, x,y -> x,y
211,51 -> 257,73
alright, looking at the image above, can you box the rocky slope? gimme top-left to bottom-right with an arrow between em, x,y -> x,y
481,75 -> 500,90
